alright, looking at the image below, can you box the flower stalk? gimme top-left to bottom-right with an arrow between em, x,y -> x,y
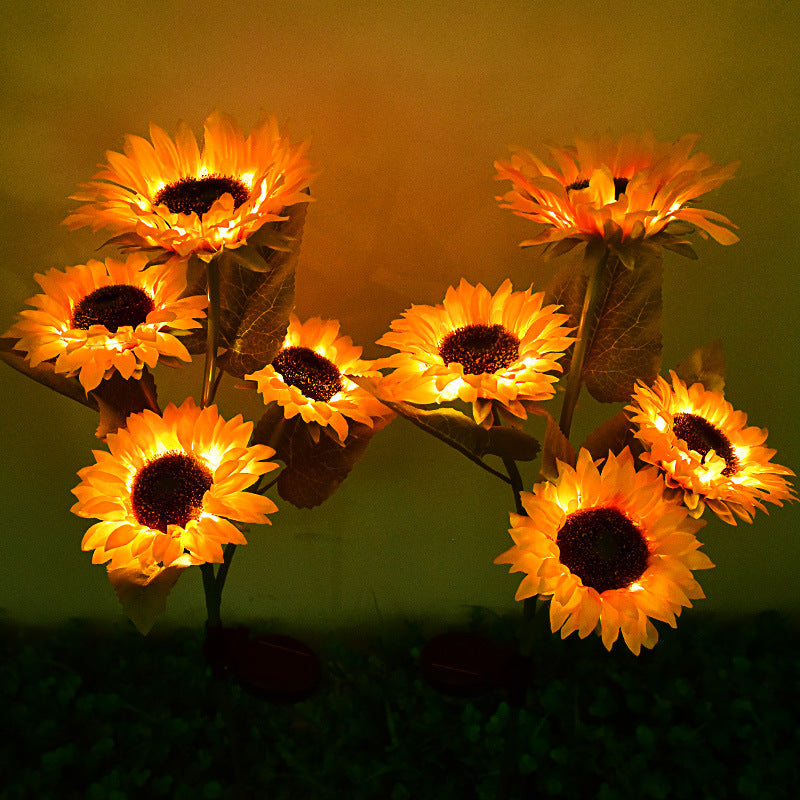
139,369 -> 161,413
201,255 -> 222,409
491,405 -> 540,639
492,405 -> 525,514
201,543 -> 238,628
558,241 -> 613,439
201,563 -> 222,627
200,254 -> 235,628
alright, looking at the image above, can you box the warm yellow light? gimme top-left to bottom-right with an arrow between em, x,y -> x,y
215,220 -> 238,243
199,448 -> 223,473
253,178 -> 271,209
697,467 -> 715,484
442,378 -> 466,400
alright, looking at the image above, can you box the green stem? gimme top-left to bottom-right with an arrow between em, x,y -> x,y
501,453 -> 524,515
215,543 -> 238,599
139,368 -> 161,413
558,242 -> 613,439
201,256 -> 221,409
492,406 -> 524,515
210,366 -> 224,405
491,407 -> 538,628
201,562 -> 221,628
490,406 -> 532,800
200,543 -> 239,630
471,456 -> 512,484
197,257 -> 246,795
253,472 -> 281,495
200,255 -> 225,628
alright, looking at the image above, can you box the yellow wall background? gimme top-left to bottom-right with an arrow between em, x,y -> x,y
1,0 -> 798,631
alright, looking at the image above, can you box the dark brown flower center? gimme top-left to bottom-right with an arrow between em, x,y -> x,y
130,452 -> 213,533
556,506 -> 650,594
272,346 -> 343,402
672,412 -> 739,476
438,323 -> 520,375
71,285 -> 155,332
566,176 -> 630,200
154,174 -> 250,217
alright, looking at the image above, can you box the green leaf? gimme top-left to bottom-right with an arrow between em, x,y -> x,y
180,201 -> 307,371
202,781 -> 223,800
99,232 -> 155,251
252,404 -> 393,508
218,204 -> 306,378
0,336 -> 98,410
227,244 -> 273,273
107,564 -> 186,635
486,425 -> 540,462
659,238 -> 699,260
531,407 -> 576,481
250,402 -> 292,451
398,404 -> 493,456
580,409 -> 642,463
546,244 -> 663,403
99,233 -> 174,265
610,242 -> 637,270
674,339 -> 725,392
1,339 -> 161,440
244,221 -> 296,253
648,228 -> 700,260
90,370 -> 160,441
349,376 -> 540,467
542,237 -> 582,260
661,220 -> 697,236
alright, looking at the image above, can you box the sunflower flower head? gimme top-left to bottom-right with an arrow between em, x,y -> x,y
376,279 -> 574,427
626,371 -> 797,524
64,110 -> 315,260
495,448 -> 714,654
495,132 -> 738,250
3,252 -> 207,392
71,397 -> 278,572
246,314 -> 389,443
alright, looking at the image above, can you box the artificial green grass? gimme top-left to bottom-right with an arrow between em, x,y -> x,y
1,610 -> 797,800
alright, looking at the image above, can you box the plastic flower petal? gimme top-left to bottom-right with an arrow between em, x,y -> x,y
71,397 -> 278,571
495,132 -> 738,248
626,371 -> 796,524
376,279 -> 574,426
495,448 -> 714,655
3,253 -> 207,393
64,110 -> 314,260
245,314 -> 389,443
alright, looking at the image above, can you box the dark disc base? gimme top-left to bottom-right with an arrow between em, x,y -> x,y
420,631 -> 527,698
204,625 -> 322,703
